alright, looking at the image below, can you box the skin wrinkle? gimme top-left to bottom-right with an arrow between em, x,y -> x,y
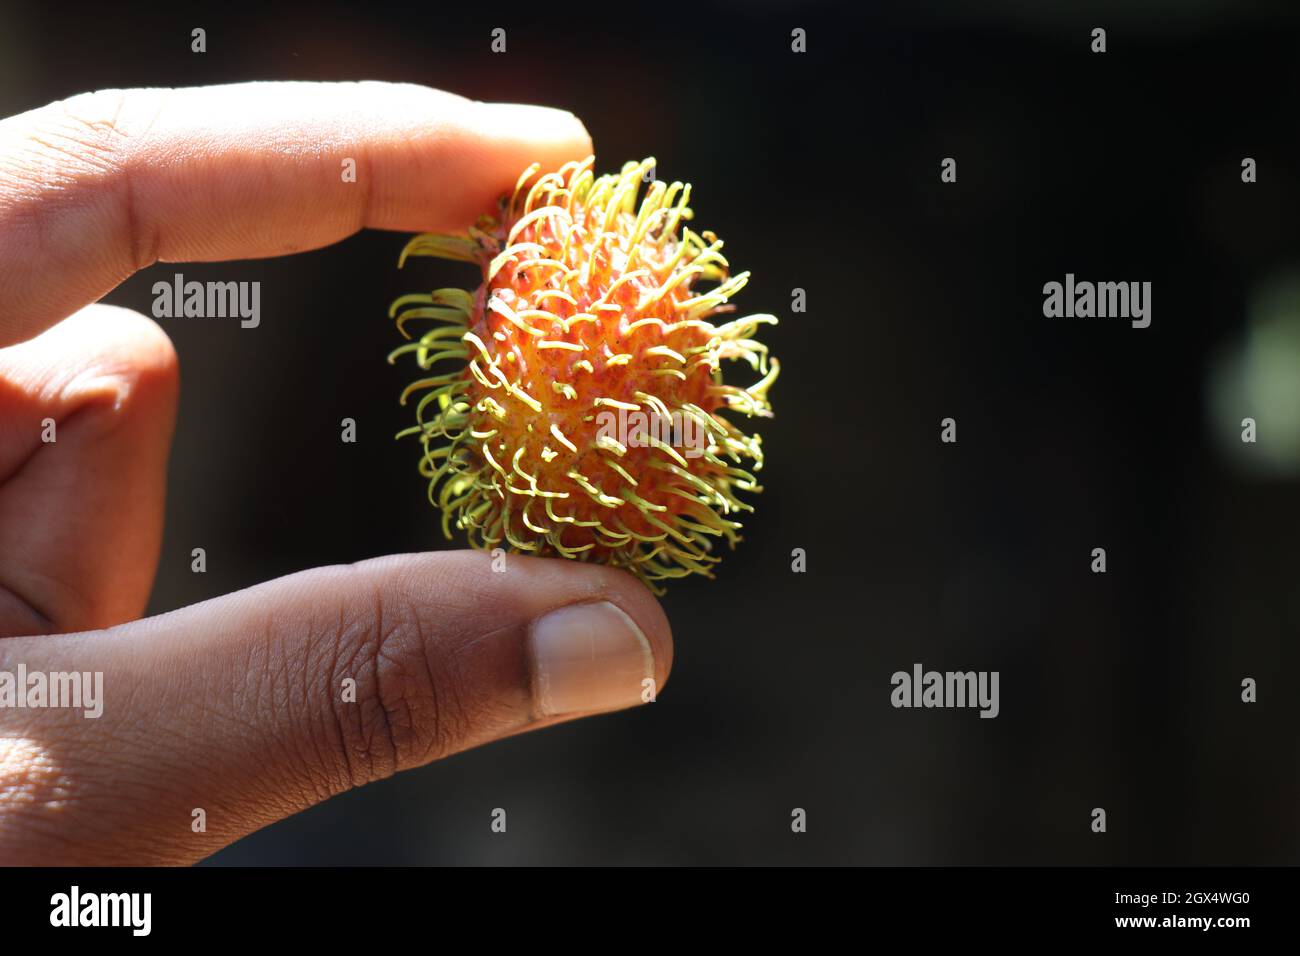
205,620 -> 299,824
321,564 -> 450,784
22,130 -> 120,178
367,575 -> 398,781
402,592 -> 452,768
0,555 -> 66,636
55,89 -> 133,157
125,89 -> 170,272
305,597 -> 356,800
296,611 -> 344,806
373,591 -> 452,770
120,157 -> 152,274
220,609 -> 284,801
378,568 -> 503,750
215,618 -> 285,797
0,590 -> 51,637
41,91 -> 158,274
266,609 -> 332,804
14,95 -> 139,302
374,597 -> 421,768
330,598 -> 379,790
248,611 -> 317,810
316,582 -> 395,791
353,140 -> 376,234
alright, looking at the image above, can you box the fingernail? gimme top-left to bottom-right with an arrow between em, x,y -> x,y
530,601 -> 654,717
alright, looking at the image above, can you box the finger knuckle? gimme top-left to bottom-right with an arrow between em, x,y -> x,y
23,88 -> 166,270
320,574 -> 466,788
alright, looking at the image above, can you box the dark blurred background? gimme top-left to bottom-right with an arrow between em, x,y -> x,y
3,0 -> 1298,864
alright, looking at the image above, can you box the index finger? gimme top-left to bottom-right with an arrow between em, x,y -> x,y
0,81 -> 592,347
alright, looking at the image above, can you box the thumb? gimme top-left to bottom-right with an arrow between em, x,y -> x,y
0,551 -> 671,865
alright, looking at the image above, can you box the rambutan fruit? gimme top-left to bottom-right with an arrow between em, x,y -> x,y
388,156 -> 778,591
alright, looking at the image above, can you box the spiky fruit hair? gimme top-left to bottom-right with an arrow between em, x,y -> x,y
389,156 -> 779,592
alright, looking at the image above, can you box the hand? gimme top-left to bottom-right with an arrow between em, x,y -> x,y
0,81 -> 673,865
